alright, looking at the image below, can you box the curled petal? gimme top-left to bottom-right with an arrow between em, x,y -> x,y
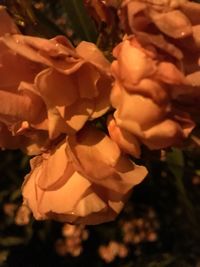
142,119 -> 184,149
111,39 -> 157,86
155,62 -> 187,85
126,1 -> 148,32
23,165 -> 92,220
36,141 -> 73,190
186,71 -> 200,88
35,68 -> 78,106
180,1 -> 200,25
110,81 -> 123,109
66,126 -> 147,194
1,34 -> 83,73
125,78 -> 168,104
149,10 -> 192,38
90,75 -> 112,119
107,116 -> 141,158
67,126 -> 121,181
64,99 -> 94,133
136,32 -> 183,60
76,64 -> 100,99
192,25 -> 200,49
76,41 -> 111,74
0,90 -> 45,124
114,93 -> 167,131
0,46 -> 43,92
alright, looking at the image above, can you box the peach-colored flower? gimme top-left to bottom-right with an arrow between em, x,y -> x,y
0,7 -> 112,153
120,0 -> 200,78
120,0 -> 200,39
22,126 -> 147,225
0,7 -> 48,152
1,32 -> 112,139
118,0 -> 200,129
0,6 -> 45,122
108,37 -> 194,156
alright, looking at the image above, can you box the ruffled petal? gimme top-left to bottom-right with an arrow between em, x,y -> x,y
1,34 -> 84,73
35,68 -> 78,106
76,41 -> 111,74
66,126 -> 147,194
142,119 -> 184,149
107,116 -> 141,158
149,10 -> 192,38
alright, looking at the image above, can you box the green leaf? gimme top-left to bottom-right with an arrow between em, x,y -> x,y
61,0 -> 97,42
166,148 -> 198,228
166,148 -> 184,179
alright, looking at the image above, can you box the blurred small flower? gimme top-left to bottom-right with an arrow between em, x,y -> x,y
62,224 -> 77,237
118,243 -> 128,258
146,231 -> 158,242
33,2 -> 44,10
121,207 -> 159,245
55,239 -> 68,257
15,204 -> 31,225
192,175 -> 200,185
99,245 -> 115,263
55,223 -> 89,257
3,203 -> 17,217
98,241 -> 128,263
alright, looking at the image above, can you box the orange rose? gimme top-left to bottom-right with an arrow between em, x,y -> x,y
120,0 -> 200,77
120,0 -> 200,39
108,37 -> 194,156
22,126 -> 147,225
0,7 -> 48,153
118,0 -> 200,129
0,7 -> 112,153
1,32 -> 112,140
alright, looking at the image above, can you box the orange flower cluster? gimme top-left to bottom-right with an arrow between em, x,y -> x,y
0,0 -> 199,225
0,6 -> 147,224
107,0 -> 200,157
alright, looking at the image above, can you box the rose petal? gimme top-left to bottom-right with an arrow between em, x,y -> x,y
90,75 -> 112,119
0,46 -> 42,92
67,126 -> 147,193
155,62 -> 187,85
149,10 -> 192,38
37,141 -> 73,190
142,119 -> 184,149
35,68 -> 78,106
76,41 -> 111,74
107,116 -> 141,158
112,39 -> 157,86
1,34 -> 84,73
180,1 -> 200,25
73,190 -> 106,217
115,92 -> 167,131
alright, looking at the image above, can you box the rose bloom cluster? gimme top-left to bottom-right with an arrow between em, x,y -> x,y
0,6 -> 146,225
0,0 -> 199,225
